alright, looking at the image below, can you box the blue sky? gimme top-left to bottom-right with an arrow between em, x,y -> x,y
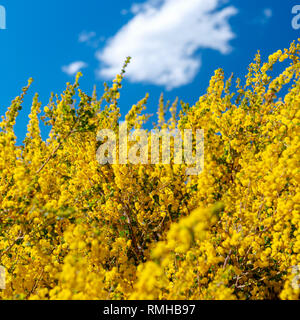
0,0 -> 299,143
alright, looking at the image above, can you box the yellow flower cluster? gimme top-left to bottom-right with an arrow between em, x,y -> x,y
0,41 -> 299,300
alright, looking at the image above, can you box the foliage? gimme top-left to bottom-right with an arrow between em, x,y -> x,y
0,42 -> 299,300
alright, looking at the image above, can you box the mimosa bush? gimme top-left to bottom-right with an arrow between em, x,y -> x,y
0,41 -> 299,300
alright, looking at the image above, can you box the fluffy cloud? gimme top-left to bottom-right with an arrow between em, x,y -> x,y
97,0 -> 237,90
62,61 -> 88,76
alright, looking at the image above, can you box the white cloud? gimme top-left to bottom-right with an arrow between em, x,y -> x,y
78,31 -> 104,48
62,61 -> 88,76
130,0 -> 164,14
96,0 -> 237,90
79,31 -> 96,43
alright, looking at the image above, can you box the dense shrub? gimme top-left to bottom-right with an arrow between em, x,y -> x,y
0,41 -> 299,300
